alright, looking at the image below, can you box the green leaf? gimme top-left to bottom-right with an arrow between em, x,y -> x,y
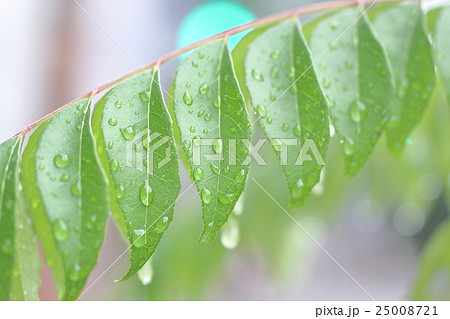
10,192 -> 42,301
245,20 -> 329,209
22,98 -> 109,300
93,69 -> 181,281
305,9 -> 394,176
0,136 -> 23,300
412,221 -> 450,300
371,4 -> 437,154
173,39 -> 251,243
430,6 -> 450,105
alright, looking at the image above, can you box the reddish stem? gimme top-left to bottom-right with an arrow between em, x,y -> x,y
15,0 -> 405,137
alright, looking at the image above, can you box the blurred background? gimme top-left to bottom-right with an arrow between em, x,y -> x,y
0,0 -> 449,300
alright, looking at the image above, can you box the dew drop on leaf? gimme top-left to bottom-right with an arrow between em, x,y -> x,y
193,167 -> 204,180
115,100 -> 122,108
210,163 -> 220,174
116,184 -> 125,199
139,181 -> 155,207
199,83 -> 209,95
53,219 -> 70,241
200,188 -> 212,204
193,135 -> 202,147
218,193 -> 234,204
204,113 -> 212,121
54,153 -> 72,168
212,139 -> 223,154
71,182 -> 81,197
139,92 -> 150,102
256,104 -> 267,118
108,118 -> 117,126
110,159 -> 119,172
213,95 -> 220,108
121,125 -> 136,140
234,169 -> 245,184
270,50 -> 281,59
183,90 -> 193,105
132,229 -> 145,248
251,69 -> 264,82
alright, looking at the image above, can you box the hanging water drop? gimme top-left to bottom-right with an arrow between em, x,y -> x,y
71,182 -> 81,197
116,184 -> 125,199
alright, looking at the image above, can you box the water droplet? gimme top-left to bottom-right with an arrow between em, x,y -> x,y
266,117 -> 273,124
192,61 -> 198,68
218,193 -> 234,204
193,136 -> 202,146
121,125 -> 136,140
256,104 -> 267,118
60,173 -> 69,182
133,229 -> 145,247
349,100 -> 367,123
38,164 -> 45,171
198,51 -> 205,59
108,141 -> 114,149
210,163 -> 220,174
272,139 -> 285,152
199,83 -> 209,95
197,110 -> 205,117
270,50 -> 281,59
330,20 -> 339,30
183,90 -> 193,105
193,167 -> 204,180
213,95 -> 220,108
234,169 -> 245,184
66,119 -> 71,124
68,264 -> 81,282
139,92 -> 149,102
270,67 -> 279,79
323,78 -> 331,89
183,139 -> 191,148
201,188 -> 213,204
115,100 -> 122,108
54,154 -> 72,168
221,219 -> 239,249
71,182 -> 81,197
54,219 -> 70,241
251,69 -> 264,82
212,139 -> 223,154
76,121 -> 83,130
116,184 -> 125,199
189,126 -> 196,133
282,123 -> 289,131
110,159 -> 119,172
204,113 -> 212,121
138,259 -> 153,285
108,118 -> 117,126
139,181 -> 155,206
203,128 -> 208,134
